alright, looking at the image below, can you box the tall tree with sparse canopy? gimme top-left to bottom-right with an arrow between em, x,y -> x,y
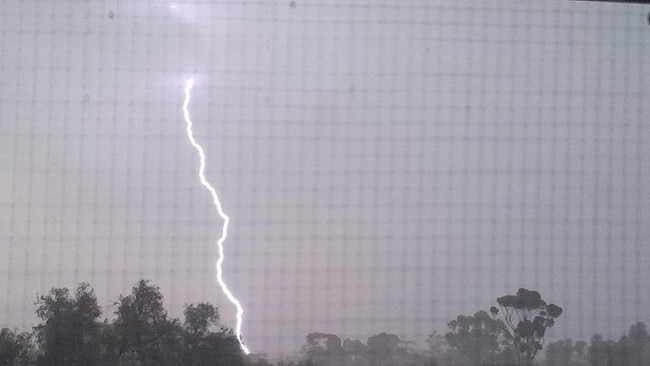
490,288 -> 563,366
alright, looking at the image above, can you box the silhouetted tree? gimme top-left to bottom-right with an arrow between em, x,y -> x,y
491,288 -> 563,366
426,331 -> 451,366
0,328 -> 32,365
544,338 -> 587,366
184,329 -> 244,366
112,280 -> 184,365
587,323 -> 650,366
623,322 -> 650,366
301,333 -> 345,366
366,333 -> 401,366
28,280 -> 244,366
588,334 -> 617,366
365,332 -> 423,366
445,310 -> 513,366
245,352 -> 274,366
33,283 -> 103,366
343,338 -> 369,366
184,303 -> 219,336
300,332 -> 425,366
182,303 -> 244,366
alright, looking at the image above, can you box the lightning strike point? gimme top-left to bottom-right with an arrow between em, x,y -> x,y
182,77 -> 250,355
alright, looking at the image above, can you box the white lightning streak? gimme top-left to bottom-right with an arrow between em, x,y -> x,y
182,78 -> 250,355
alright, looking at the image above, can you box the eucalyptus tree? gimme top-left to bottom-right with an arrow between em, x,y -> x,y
490,288 -> 563,366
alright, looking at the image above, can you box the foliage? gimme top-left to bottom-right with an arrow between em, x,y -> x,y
111,280 -> 183,365
587,323 -> 650,366
184,329 -> 244,366
301,332 -> 345,366
182,302 -> 244,365
491,288 -> 563,366
109,280 -> 245,366
300,332 -> 425,366
8,281 -> 650,366
623,322 -> 650,366
444,310 -> 514,366
366,332 -> 423,366
0,328 -> 32,365
184,303 -> 219,336
10,280 -> 245,366
33,283 -> 103,366
427,331 -> 453,365
343,338 -> 369,366
543,338 -> 587,366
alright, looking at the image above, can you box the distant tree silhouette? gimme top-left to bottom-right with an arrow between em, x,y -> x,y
543,338 -> 587,366
343,338 -> 369,366
301,333 -> 345,366
245,352 -> 275,366
623,322 -> 650,366
426,331 -> 451,365
366,332 -> 423,366
587,323 -> 650,366
299,331 -> 426,366
588,334 -> 619,366
444,310 -> 514,366
12,279 -> 650,366
490,288 -> 562,366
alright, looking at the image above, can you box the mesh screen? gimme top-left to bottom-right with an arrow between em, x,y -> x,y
1,0 -> 649,358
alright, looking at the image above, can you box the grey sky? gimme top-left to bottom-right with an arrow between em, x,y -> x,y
1,0 -> 649,357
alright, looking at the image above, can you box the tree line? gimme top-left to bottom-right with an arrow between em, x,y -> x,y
1,280 -> 242,366
1,282 -> 648,366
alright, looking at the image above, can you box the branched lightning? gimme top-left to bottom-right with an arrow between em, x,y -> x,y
182,78 -> 250,355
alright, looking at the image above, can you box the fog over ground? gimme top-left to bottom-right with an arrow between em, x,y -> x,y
1,0 -> 649,357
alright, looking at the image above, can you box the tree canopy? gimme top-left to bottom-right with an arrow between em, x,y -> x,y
33,283 -> 103,366
0,328 -> 32,365
491,288 -> 563,366
8,283 -> 650,366
444,310 -> 514,366
9,280 -> 245,366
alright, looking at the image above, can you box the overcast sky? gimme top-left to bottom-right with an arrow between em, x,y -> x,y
1,0 -> 649,357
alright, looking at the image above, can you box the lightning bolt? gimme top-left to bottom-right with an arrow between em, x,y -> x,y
182,78 -> 250,354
